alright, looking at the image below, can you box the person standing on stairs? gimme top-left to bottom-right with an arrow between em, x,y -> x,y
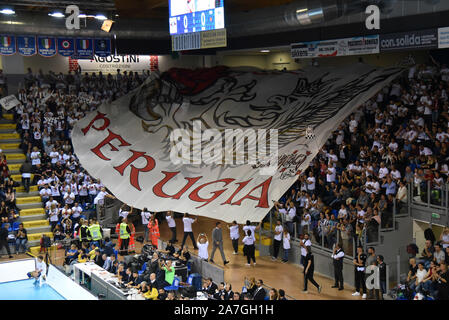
0,223 -> 13,258
20,158 -> 32,193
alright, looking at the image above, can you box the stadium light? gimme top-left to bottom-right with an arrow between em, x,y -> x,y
95,14 -> 107,20
48,12 -> 65,18
0,8 -> 15,15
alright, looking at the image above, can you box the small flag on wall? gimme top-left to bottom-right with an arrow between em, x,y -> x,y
37,36 -> 57,57
0,35 -> 16,55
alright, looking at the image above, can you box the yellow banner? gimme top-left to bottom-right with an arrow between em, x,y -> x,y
201,28 -> 227,49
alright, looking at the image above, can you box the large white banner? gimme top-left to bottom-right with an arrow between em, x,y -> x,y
72,64 -> 402,223
76,55 -> 156,74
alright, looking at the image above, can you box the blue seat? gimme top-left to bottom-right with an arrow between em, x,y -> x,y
186,274 -> 194,285
186,261 -> 192,272
138,262 -> 147,275
12,222 -> 20,231
164,277 -> 181,291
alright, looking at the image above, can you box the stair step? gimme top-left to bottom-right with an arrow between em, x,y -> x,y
11,174 -> 34,182
0,138 -> 21,144
20,214 -> 47,222
16,191 -> 40,197
1,143 -> 20,150
20,208 -> 45,216
26,225 -> 53,234
16,196 -> 41,205
0,133 -> 20,140
0,123 -> 16,130
3,114 -> 13,121
2,149 -> 23,154
22,219 -> 49,228
29,245 -> 58,256
5,153 -> 26,161
27,232 -> 53,242
16,185 -> 38,193
238,245 -> 260,257
17,202 -> 43,210
263,222 -> 275,231
255,234 -> 272,246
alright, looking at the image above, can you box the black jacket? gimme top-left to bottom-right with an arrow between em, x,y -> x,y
0,227 -> 8,241
20,162 -> 33,174
253,287 -> 267,300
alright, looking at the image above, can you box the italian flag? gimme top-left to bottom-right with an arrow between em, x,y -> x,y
1,36 -> 11,47
41,38 -> 52,49
80,39 -> 90,50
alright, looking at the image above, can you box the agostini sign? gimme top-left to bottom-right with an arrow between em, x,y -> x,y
72,55 -> 158,74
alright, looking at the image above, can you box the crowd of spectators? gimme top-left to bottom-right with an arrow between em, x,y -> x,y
272,62 -> 449,259
4,61 -> 449,299
405,230 -> 449,300
14,68 -> 147,244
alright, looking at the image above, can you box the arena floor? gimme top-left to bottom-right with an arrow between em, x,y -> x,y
6,216 -> 360,300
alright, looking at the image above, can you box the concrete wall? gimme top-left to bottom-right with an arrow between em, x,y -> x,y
216,49 -> 430,71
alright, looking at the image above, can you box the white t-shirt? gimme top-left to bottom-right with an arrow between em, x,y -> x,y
118,209 -> 129,219
229,225 -> 239,240
274,225 -> 283,241
31,151 -> 41,166
72,205 -> 82,218
283,233 -> 291,249
197,241 -> 209,260
242,236 -> 254,246
183,217 -> 195,232
301,239 -> 311,257
36,259 -> 47,275
243,225 -> 257,241
306,177 -> 316,190
326,167 -> 336,183
141,211 -> 152,225
416,268 -> 427,283
166,215 -> 176,228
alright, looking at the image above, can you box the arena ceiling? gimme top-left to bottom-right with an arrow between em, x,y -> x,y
1,1 -> 449,54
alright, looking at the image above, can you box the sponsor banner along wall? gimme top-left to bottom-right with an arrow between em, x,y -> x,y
291,35 -> 379,59
380,29 -> 438,52
72,64 -> 402,223
74,55 -> 157,74
438,27 -> 449,49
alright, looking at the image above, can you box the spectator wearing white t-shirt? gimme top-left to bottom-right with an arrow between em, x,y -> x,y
63,187 -> 75,206
181,213 -> 198,250
141,207 -> 152,243
242,220 -> 261,242
326,163 -> 337,183
306,172 -> 316,194
30,146 -> 41,167
165,211 -> 177,243
300,233 -> 312,266
228,220 -> 240,255
272,220 -> 283,261
282,230 -> 291,263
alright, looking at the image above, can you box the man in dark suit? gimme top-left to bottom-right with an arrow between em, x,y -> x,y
253,279 -> 267,300
202,277 -> 218,297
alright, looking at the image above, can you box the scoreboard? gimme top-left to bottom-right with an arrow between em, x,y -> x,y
169,0 -> 225,35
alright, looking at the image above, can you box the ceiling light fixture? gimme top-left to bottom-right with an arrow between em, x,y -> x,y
260,49 -> 270,53
0,8 -> 15,15
95,14 -> 107,20
48,12 -> 65,18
